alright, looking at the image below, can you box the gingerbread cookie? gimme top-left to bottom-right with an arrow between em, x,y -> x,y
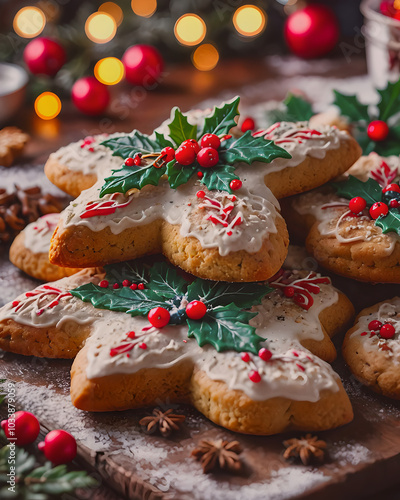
0,127 -> 29,167
282,153 -> 400,283
0,261 -> 354,435
9,213 -> 81,281
343,297 -> 400,399
45,98 -> 360,200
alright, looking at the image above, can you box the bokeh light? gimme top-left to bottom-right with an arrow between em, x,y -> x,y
174,14 -> 206,46
192,44 -> 219,71
99,2 -> 123,26
85,12 -> 117,44
233,5 -> 266,37
131,0 -> 157,18
94,57 -> 125,85
13,7 -> 46,38
34,92 -> 62,120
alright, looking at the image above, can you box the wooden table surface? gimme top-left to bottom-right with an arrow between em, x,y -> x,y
2,56 -> 400,500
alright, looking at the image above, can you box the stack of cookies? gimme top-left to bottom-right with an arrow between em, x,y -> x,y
1,96 -> 399,436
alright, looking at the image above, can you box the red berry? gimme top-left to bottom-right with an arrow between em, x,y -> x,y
148,307 -> 170,328
379,323 -> 396,339
99,280 -> 109,288
1,411 -> 40,446
241,117 -> 255,132
125,158 -> 135,166
258,348 -> 272,361
122,280 -> 131,287
390,199 -> 400,208
186,300 -> 207,320
369,202 -> 389,219
248,370 -> 261,383
196,190 -> 206,198
139,342 -> 147,349
197,171 -> 203,178
284,286 -> 295,298
38,430 -> 77,465
382,183 -> 400,194
161,146 -> 175,162
175,145 -> 196,165
138,283 -> 145,290
200,134 -> 221,149
130,283 -> 138,290
241,352 -> 250,362
181,139 -> 200,154
133,155 -> 142,166
127,331 -> 136,338
368,320 -> 382,331
197,147 -> 219,168
113,283 -> 120,289
367,120 -> 389,142
349,196 -> 367,214
230,179 -> 242,191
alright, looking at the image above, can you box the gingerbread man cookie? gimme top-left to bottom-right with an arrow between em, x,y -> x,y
9,213 -> 81,281
282,153 -> 400,283
0,261 -> 354,435
343,297 -> 400,400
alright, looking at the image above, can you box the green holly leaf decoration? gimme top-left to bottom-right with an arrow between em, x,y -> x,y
199,163 -> 239,192
99,163 -> 166,197
101,130 -> 172,159
375,208 -> 400,235
283,93 -> 314,121
167,160 -> 197,189
71,260 -> 273,354
168,107 -> 197,146
219,131 -> 292,165
201,97 -> 240,137
187,304 -> 264,354
377,79 -> 400,122
333,175 -> 382,207
333,90 -> 370,123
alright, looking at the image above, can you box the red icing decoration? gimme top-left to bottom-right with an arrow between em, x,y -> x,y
200,133 -> 221,149
175,144 -> 196,165
139,342 -> 147,349
197,147 -> 219,168
125,157 -> 135,167
368,320 -> 382,331
148,307 -> 170,328
138,283 -> 145,290
198,194 -> 242,234
113,283 -> 120,289
380,323 -> 395,339
130,283 -> 138,290
229,179 -> 242,191
99,280 -> 109,288
258,348 -> 272,362
241,117 -> 255,132
181,139 -> 200,154
80,193 -> 133,219
369,201 -> 389,219
248,370 -> 261,383
196,190 -> 206,198
161,146 -> 175,162
349,196 -> 367,214
382,183 -> 400,194
186,300 -> 207,320
197,171 -> 203,178
370,159 -> 398,187
122,280 -> 131,287
241,352 -> 250,362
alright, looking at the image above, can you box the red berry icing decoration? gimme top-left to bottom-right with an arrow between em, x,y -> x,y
200,133 -> 221,149
258,348 -> 272,361
197,171 -> 203,178
161,146 -> 175,163
369,201 -> 389,219
1,411 -> 40,446
382,183 -> 400,194
368,320 -> 382,331
197,147 -> 219,168
196,190 -> 206,198
181,138 -> 200,154
38,429 -> 77,465
133,155 -> 142,166
113,283 -> 120,289
249,370 -> 261,383
379,323 -> 395,339
138,283 -> 145,290
148,307 -> 170,328
284,286 -> 295,298
99,280 -> 109,288
122,280 -> 131,287
175,145 -> 196,165
349,196 -> 367,214
130,283 -> 138,290
390,199 -> 400,208
229,179 -> 242,191
367,120 -> 389,142
186,300 -> 207,320
241,352 -> 250,362
241,117 -> 255,132
125,157 -> 135,167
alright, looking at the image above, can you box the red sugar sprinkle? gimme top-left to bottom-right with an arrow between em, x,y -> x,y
292,350 -> 299,357
183,340 -> 187,343
139,343 -> 147,349
138,283 -> 145,290
113,283 -> 120,289
36,309 -> 44,316
122,280 -> 131,287
127,354 -> 130,358
227,231 -> 232,236
12,301 -> 19,308
241,352 -> 250,362
88,147 -> 94,152
26,292 -> 35,297
99,280 -> 109,288
296,364 -> 305,371
360,331 -> 368,336
187,203 -> 191,206
142,326 -> 152,331
197,190 -> 206,198
127,331 -> 136,339
249,370 -> 261,383
130,283 -> 138,290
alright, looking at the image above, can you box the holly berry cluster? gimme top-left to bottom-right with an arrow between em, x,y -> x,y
361,319 -> 397,340
1,411 -> 77,465
348,181 -> 400,220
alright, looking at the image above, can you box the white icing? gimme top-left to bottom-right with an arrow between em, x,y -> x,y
0,270 -> 341,403
22,213 -> 60,255
350,298 -> 400,364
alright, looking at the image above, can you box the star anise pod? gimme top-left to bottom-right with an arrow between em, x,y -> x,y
139,408 -> 185,437
283,434 -> 326,465
192,439 -> 243,474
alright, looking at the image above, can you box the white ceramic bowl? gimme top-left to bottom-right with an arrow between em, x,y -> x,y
0,63 -> 29,125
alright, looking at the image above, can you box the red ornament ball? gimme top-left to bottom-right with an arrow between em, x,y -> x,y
367,120 -> 389,142
1,411 -> 40,446
379,323 -> 396,339
175,145 -> 196,165
122,44 -> 164,87
349,196 -> 367,214
382,183 -> 400,194
38,430 -> 77,465
148,307 -> 170,328
284,5 -> 339,59
241,117 -> 255,133
368,320 -> 382,331
186,300 -> 207,320
200,133 -> 221,149
161,147 -> 175,162
23,37 -> 66,76
197,147 -> 219,168
369,201 -> 389,219
71,77 -> 110,116
230,179 -> 242,191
